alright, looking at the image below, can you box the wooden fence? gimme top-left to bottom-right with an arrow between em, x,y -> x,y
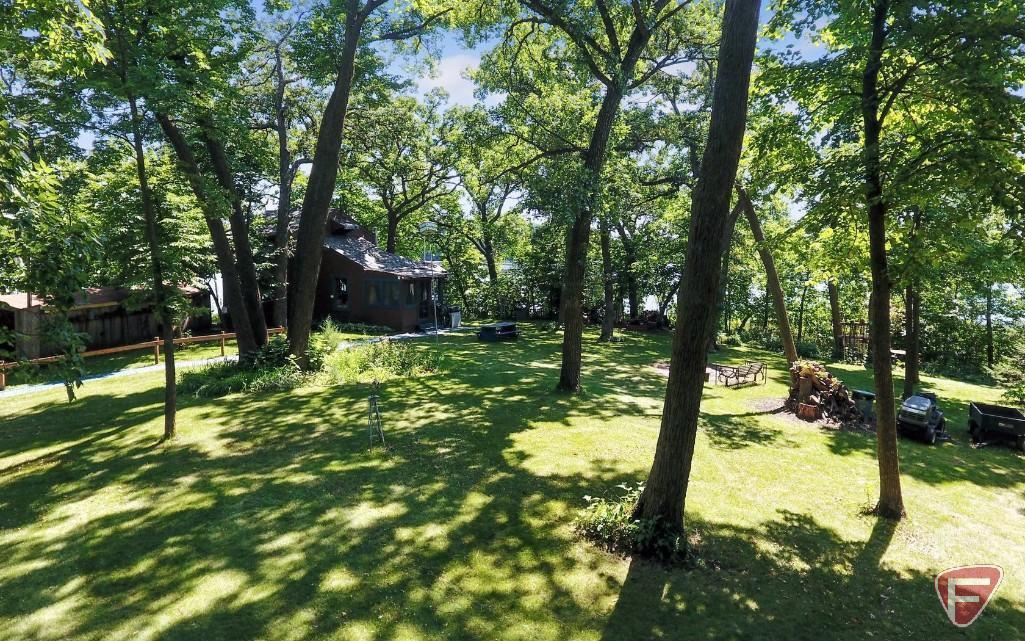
0,327 -> 284,391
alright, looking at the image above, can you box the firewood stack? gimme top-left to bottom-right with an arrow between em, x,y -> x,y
785,361 -> 864,425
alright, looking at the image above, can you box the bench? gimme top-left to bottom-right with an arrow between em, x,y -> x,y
715,362 -> 766,387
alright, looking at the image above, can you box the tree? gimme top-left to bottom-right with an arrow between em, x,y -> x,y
735,184 -> 798,364
86,0 -> 183,438
144,2 -> 271,357
348,92 -> 455,253
768,0 -> 1025,518
287,0 -> 451,363
633,0 -> 760,533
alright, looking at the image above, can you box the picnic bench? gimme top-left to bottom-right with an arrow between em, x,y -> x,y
713,362 -> 767,387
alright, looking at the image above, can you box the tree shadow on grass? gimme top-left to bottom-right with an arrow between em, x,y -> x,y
600,511 -> 1025,640
699,412 -> 790,450
822,423 -> 1025,489
0,328 -> 672,640
4,327 -> 1020,640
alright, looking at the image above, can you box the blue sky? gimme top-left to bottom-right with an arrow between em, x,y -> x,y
406,5 -> 827,108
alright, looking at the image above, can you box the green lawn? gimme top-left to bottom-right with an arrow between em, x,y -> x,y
1,324 -> 1023,640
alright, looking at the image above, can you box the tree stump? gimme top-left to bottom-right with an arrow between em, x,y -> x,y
797,403 -> 820,421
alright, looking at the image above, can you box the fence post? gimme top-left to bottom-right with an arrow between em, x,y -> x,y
0,363 -> 6,391
220,332 -> 226,357
154,337 -> 160,364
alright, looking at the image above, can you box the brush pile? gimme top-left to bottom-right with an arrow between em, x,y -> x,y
785,360 -> 864,425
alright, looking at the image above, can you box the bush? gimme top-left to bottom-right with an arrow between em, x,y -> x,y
720,333 -> 744,347
992,341 -> 1025,407
321,339 -> 436,385
796,341 -> 820,359
319,320 -> 392,345
574,483 -> 686,563
179,335 -> 326,398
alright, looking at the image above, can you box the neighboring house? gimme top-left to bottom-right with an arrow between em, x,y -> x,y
0,287 -> 211,360
312,212 -> 448,332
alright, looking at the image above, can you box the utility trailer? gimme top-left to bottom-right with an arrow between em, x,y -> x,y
968,402 -> 1025,452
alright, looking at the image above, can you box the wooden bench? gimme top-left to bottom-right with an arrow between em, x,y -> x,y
716,362 -> 766,387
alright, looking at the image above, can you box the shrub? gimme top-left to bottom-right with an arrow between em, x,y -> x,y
796,341 -> 820,359
179,335 -> 325,398
321,339 -> 436,385
992,341 -> 1025,407
721,333 -> 744,347
574,483 -> 686,564
319,320 -> 392,345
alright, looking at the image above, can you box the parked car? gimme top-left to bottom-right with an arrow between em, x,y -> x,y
896,392 -> 946,445
968,402 -> 1025,452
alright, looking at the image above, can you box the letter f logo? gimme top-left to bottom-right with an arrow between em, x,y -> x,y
935,565 -> 1003,627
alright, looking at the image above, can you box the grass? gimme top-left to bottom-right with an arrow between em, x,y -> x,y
1,323 -> 1023,640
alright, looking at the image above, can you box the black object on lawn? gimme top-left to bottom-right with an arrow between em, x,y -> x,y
969,401 -> 1025,452
897,392 -> 947,445
477,322 -> 519,342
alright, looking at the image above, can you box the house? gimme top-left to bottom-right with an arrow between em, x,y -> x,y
0,287 -> 211,360
312,212 -> 447,333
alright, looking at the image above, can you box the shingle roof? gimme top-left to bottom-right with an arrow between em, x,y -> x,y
324,235 -> 446,278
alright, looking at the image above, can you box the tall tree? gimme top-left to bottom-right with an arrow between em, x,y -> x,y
736,185 -> 799,364
86,0 -> 182,438
634,0 -> 760,533
348,93 -> 455,253
287,0 -> 450,363
768,0 -> 1025,518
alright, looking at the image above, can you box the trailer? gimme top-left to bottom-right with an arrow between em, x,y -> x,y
968,402 -> 1025,452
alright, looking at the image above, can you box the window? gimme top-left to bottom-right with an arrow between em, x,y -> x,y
367,279 -> 402,308
405,282 -> 416,306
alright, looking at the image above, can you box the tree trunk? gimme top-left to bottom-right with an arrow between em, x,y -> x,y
557,86 -> 623,391
736,185 -> 798,364
711,201 -> 743,350
796,282 -> 807,345
829,280 -> 844,359
288,2 -> 364,364
986,285 -> 994,368
483,240 -> 499,286
386,212 -> 399,254
863,0 -> 904,519
902,283 -> 921,398
599,219 -> 615,341
272,48 -> 291,329
617,228 -> 639,319
156,113 -> 259,357
200,129 -> 268,349
129,95 -> 175,440
634,0 -> 760,532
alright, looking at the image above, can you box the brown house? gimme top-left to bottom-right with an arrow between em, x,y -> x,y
0,287 -> 211,359
312,213 -> 447,333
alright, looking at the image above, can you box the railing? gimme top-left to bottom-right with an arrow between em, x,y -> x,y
0,327 -> 285,391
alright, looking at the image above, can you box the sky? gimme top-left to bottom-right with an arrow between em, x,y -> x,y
408,6 -> 828,109
75,3 -> 828,151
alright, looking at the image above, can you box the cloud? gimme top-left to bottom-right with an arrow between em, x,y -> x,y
417,53 -> 480,106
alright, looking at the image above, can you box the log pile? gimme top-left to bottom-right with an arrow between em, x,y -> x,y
785,361 -> 864,426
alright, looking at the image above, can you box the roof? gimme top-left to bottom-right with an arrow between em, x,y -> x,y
0,286 -> 203,311
324,235 -> 446,279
